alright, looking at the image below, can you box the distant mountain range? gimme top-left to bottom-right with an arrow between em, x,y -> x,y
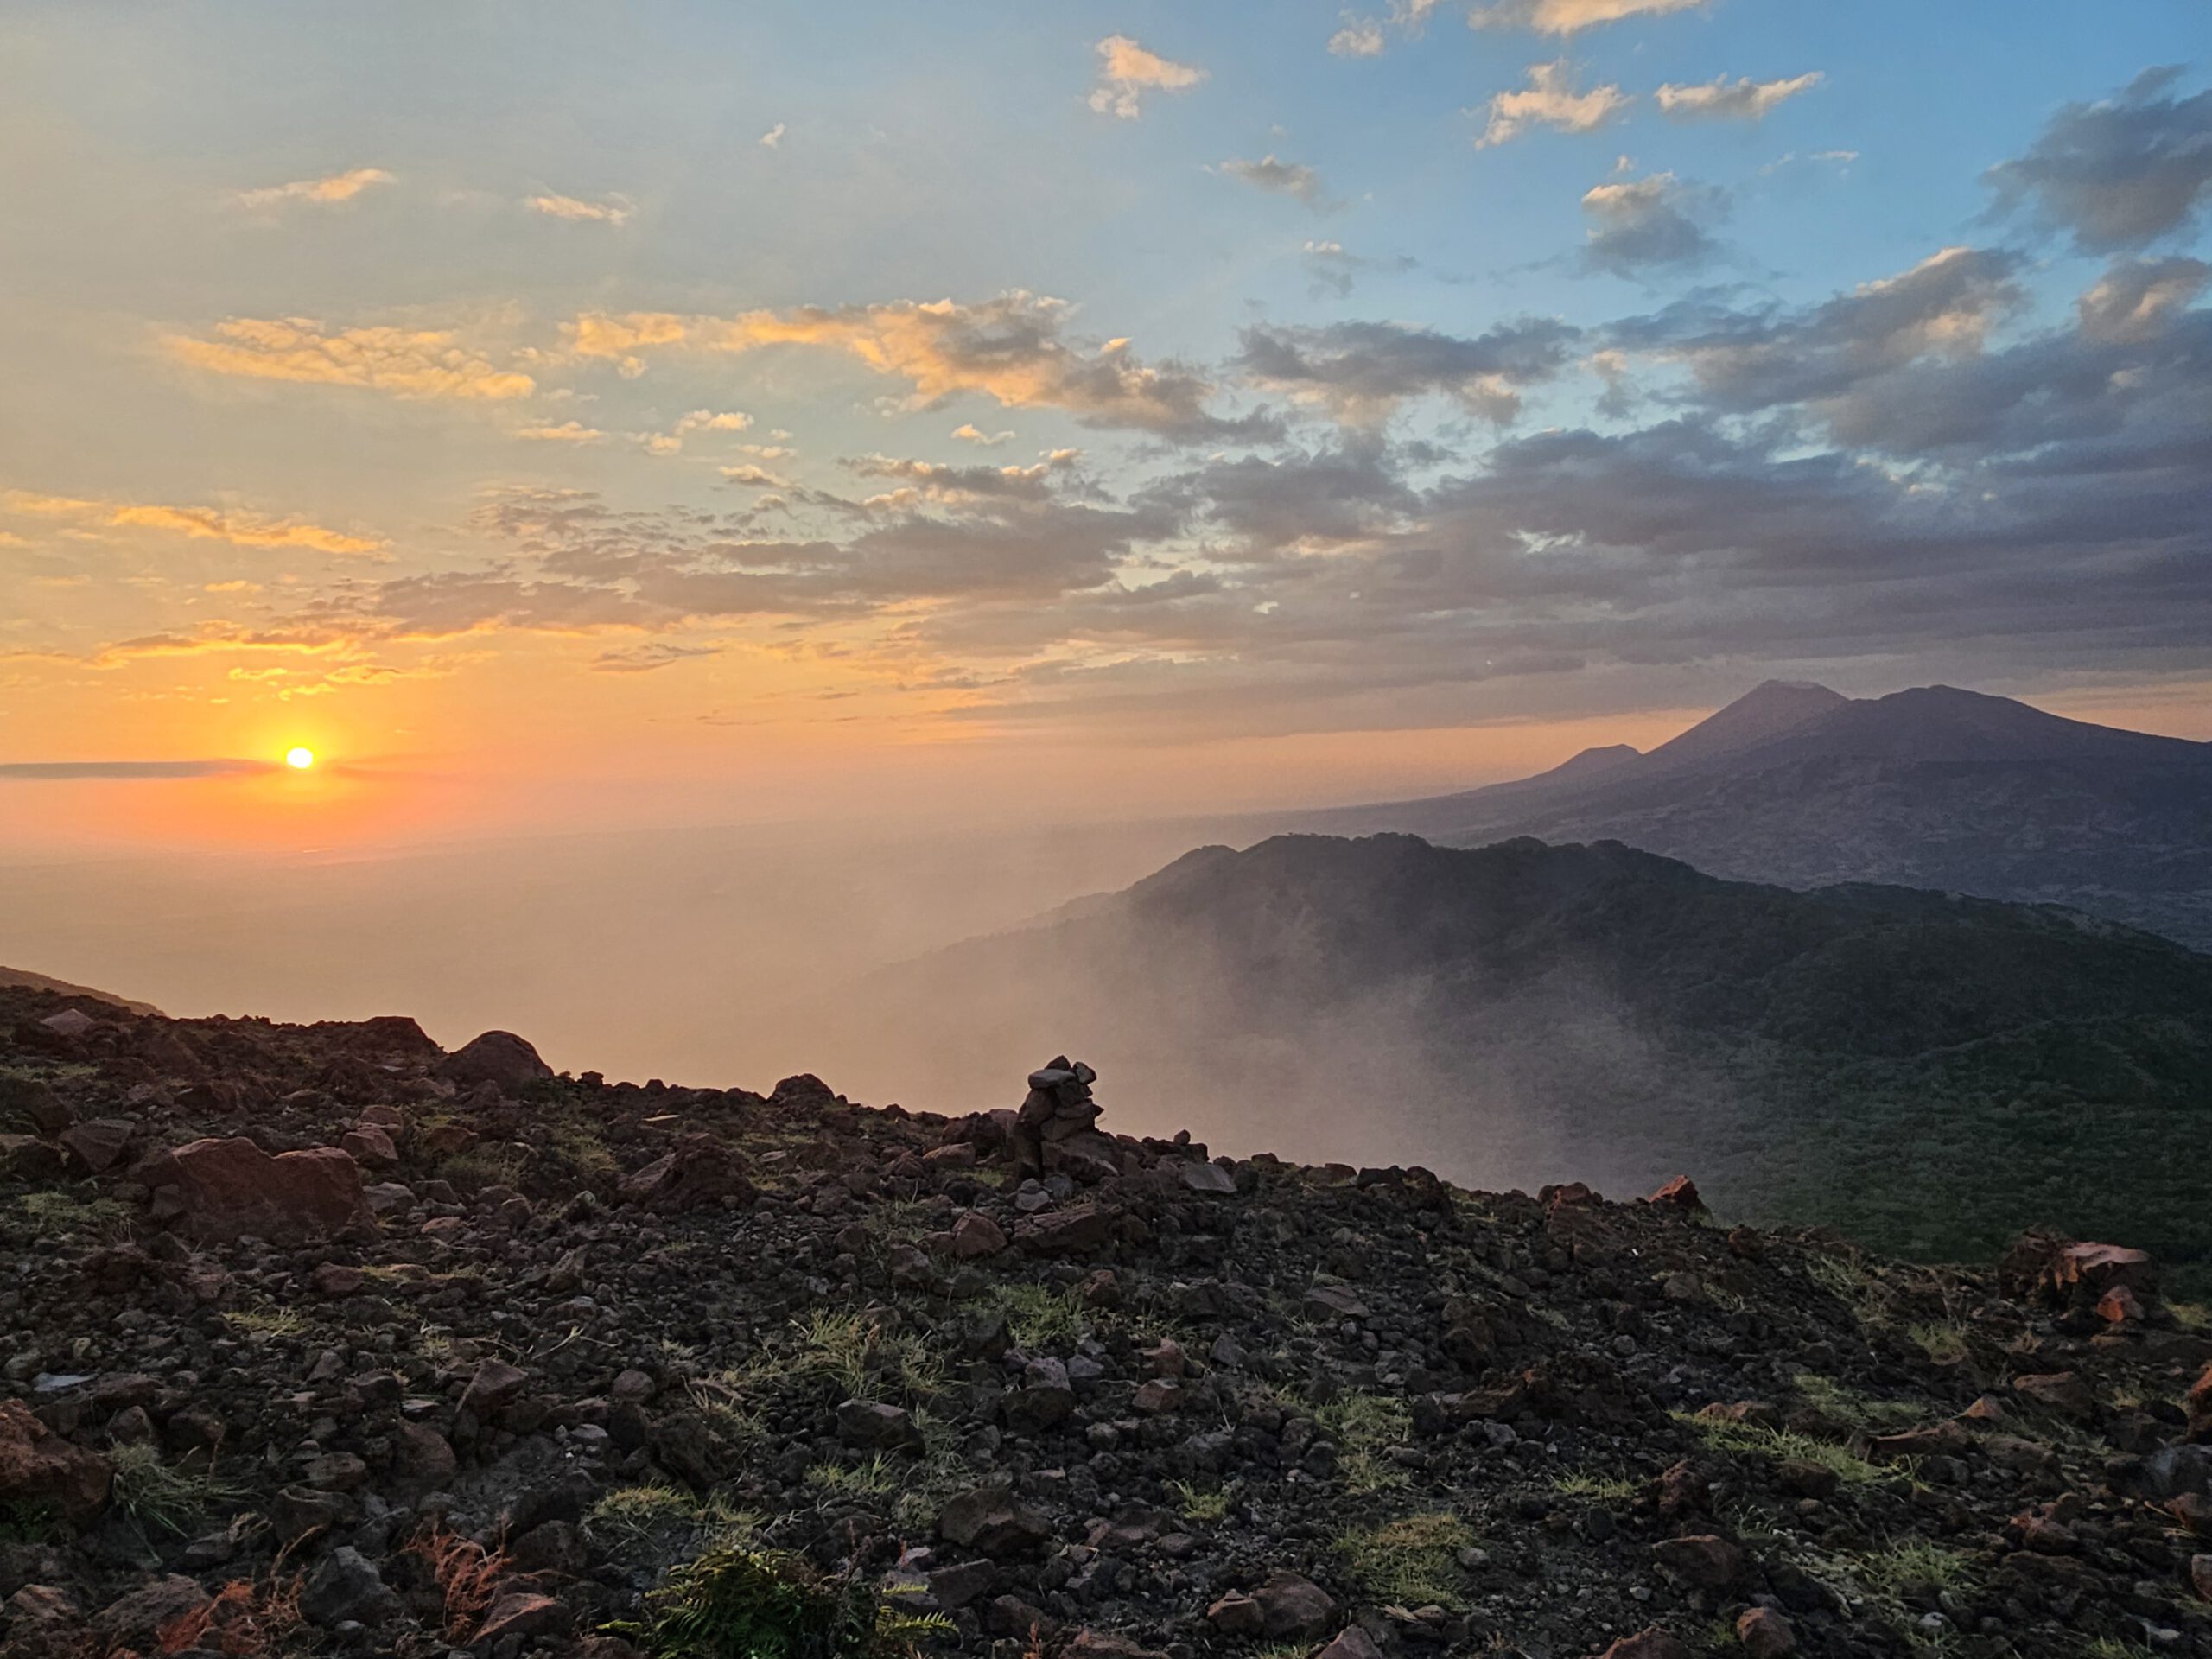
0,966 -> 157,1016
1293,682 -> 2212,951
873,834 -> 2212,1281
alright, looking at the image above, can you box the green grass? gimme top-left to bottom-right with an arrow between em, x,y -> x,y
1336,1512 -> 1476,1611
1794,1373 -> 1924,1430
1316,1393 -> 1414,1495
1907,1322 -> 1971,1364
14,1191 -> 132,1236
588,1486 -> 764,1554
1853,1538 -> 1978,1600
990,1283 -> 1089,1350
108,1444 -> 242,1535
1169,1478 -> 1234,1523
611,1547 -> 952,1659
1553,1471 -> 1639,1502
804,1456 -> 903,1498
1674,1410 -> 1902,1486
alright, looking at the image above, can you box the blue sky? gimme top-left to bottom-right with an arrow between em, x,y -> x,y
2,2 -> 2209,842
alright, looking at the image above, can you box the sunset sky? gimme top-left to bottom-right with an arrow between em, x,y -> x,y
4,2 -> 2209,851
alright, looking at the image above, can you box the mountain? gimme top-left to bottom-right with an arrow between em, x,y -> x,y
0,965 -> 159,1016
3,984 -> 2209,1659
868,835 -> 2212,1281
1297,683 -> 2212,951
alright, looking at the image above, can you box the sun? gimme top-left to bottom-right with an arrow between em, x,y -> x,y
283,747 -> 316,771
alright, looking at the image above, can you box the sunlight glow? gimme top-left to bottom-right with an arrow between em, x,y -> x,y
284,747 -> 315,771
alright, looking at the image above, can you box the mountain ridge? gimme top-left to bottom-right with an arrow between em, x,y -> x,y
1287,683 -> 2212,950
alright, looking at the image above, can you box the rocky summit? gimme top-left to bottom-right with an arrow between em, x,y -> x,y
3,982 -> 2210,1659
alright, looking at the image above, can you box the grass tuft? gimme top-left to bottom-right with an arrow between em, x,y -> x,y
1336,1512 -> 1475,1610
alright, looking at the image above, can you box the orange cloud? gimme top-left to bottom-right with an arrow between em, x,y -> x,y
3,491 -> 385,556
526,192 -> 633,226
1089,35 -> 1206,119
232,167 -> 394,209
164,317 -> 536,400
564,293 -> 1245,438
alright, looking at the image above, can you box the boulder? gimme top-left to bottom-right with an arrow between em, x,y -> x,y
142,1137 -> 372,1243
1651,1534 -> 1746,1589
59,1116 -> 134,1175
620,1133 -> 754,1212
1014,1204 -> 1118,1258
1736,1607 -> 1796,1656
2188,1363 -> 2212,1443
1179,1161 -> 1236,1195
0,1401 -> 111,1524
302,1546 -> 401,1628
2013,1372 -> 2096,1421
1647,1175 -> 1704,1209
950,1211 -> 1008,1259
474,1592 -> 572,1643
339,1124 -> 398,1169
1250,1570 -> 1336,1641
836,1399 -> 924,1451
1304,1283 -> 1370,1321
440,1029 -> 554,1093
90,1577 -> 210,1652
938,1484 -> 1053,1555
1315,1629 -> 1384,1659
460,1357 -> 531,1418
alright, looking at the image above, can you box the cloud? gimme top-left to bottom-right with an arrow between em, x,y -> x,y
2075,256 -> 2211,344
1471,0 -> 1706,35
1328,17 -> 1386,57
1986,67 -> 2212,251
593,641 -> 722,673
527,192 -> 633,226
1089,35 -> 1206,119
4,491 -> 384,556
1236,316 -> 1580,424
760,124 -> 786,149
231,168 -> 392,210
0,760 -> 271,780
1300,241 -> 1420,298
952,423 -> 1015,446
165,317 -> 535,400
1613,245 -> 2026,429
518,421 -> 605,443
1580,172 -> 1726,275
1656,72 -> 1822,122
1478,61 -> 1631,146
1218,155 -> 1330,207
567,292 -> 1270,441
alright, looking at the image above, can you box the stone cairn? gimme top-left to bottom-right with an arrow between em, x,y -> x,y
1010,1055 -> 1103,1179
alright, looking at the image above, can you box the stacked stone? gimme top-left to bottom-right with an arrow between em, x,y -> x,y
1012,1057 -> 1120,1182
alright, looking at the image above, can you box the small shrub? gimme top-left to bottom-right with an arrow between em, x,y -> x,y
992,1284 -> 1088,1350
109,1443 -> 242,1535
614,1547 -> 952,1659
1553,1471 -> 1638,1502
1674,1410 -> 1900,1486
406,1524 -> 512,1640
1169,1479 -> 1233,1523
804,1456 -> 901,1498
1336,1512 -> 1475,1610
1907,1322 -> 1970,1365
154,1575 -> 304,1656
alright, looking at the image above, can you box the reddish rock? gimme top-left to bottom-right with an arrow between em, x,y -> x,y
310,1262 -> 365,1297
3,1585 -> 79,1645
395,1421 -> 456,1481
1595,1631 -> 1693,1659
1014,1203 -> 1118,1258
1650,1533 -> 1746,1589
1204,1592 -> 1265,1637
620,1133 -> 755,1212
1314,1627 -> 1385,1659
1131,1379 -> 1185,1414
2013,1371 -> 2096,1421
459,1357 -> 530,1418
2191,1554 -> 2212,1602
0,1401 -> 111,1524
2094,1284 -> 2144,1324
2187,1363 -> 2212,1442
1735,1607 -> 1796,1657
950,1211 -> 1008,1259
89,1576 -> 209,1652
1648,1175 -> 1703,1210
418,1122 -> 478,1158
474,1592 -> 572,1643
1249,1570 -> 1336,1641
2000,1234 -> 2158,1307
439,1029 -> 554,1094
143,1137 -> 372,1243
340,1124 -> 398,1168
59,1116 -> 133,1174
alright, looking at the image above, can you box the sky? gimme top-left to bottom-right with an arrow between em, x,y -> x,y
3,1 -> 2210,855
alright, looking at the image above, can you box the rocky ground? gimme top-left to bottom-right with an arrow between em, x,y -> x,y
2,984 -> 2209,1659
